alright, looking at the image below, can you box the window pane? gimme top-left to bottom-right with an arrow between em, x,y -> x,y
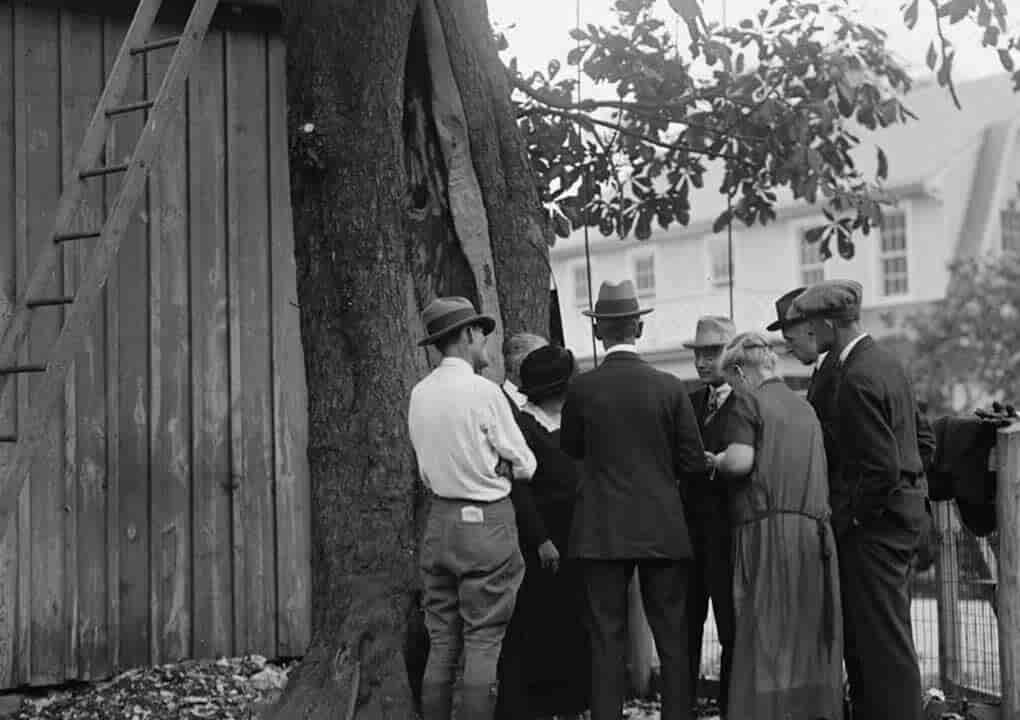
1003,209 -> 1020,252
634,256 -> 655,294
709,237 -> 731,285
801,267 -> 824,285
879,212 -> 908,296
574,266 -> 589,305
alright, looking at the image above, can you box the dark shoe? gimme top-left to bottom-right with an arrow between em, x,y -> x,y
421,681 -> 454,720
460,683 -> 498,720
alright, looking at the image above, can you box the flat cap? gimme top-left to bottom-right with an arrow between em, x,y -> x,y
791,279 -> 863,322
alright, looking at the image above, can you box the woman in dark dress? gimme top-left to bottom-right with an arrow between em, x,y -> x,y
708,332 -> 843,720
496,345 -> 590,720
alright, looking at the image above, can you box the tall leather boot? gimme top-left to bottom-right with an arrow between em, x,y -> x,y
459,683 -> 498,720
420,681 -> 454,720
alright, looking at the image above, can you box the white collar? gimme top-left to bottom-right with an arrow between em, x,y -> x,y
838,333 -> 869,366
711,383 -> 732,401
502,379 -> 527,409
439,356 -> 474,372
522,402 -> 561,432
605,344 -> 638,357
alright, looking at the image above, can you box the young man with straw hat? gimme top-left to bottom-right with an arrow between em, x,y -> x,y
560,280 -> 706,720
682,315 -> 739,717
408,296 -> 537,720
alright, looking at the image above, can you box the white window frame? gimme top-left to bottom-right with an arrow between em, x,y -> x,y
877,209 -> 910,300
706,234 -> 733,289
572,264 -> 591,308
797,227 -> 826,286
632,251 -> 656,298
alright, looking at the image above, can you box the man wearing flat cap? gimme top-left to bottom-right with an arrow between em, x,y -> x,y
682,315 -> 739,716
408,296 -> 537,719
793,279 -> 927,720
560,280 -> 706,720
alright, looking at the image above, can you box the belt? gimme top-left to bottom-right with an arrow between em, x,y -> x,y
735,507 -> 836,653
430,493 -> 508,505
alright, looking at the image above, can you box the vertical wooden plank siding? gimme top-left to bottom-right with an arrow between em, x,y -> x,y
0,4 -> 310,685
227,29 -> 275,656
0,1 -> 16,688
188,27 -> 233,660
24,3 -> 66,684
12,2 -> 31,688
114,11 -> 152,670
267,33 -> 310,658
147,20 -> 193,666
101,14 -> 121,675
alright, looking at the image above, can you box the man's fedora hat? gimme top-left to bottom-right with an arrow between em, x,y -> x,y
418,296 -> 496,347
683,315 -> 736,349
581,280 -> 654,319
518,345 -> 576,401
766,287 -> 806,332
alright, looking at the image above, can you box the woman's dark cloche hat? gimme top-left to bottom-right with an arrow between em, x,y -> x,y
418,296 -> 496,347
518,345 -> 575,399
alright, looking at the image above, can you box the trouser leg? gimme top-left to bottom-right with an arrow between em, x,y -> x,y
582,560 -> 633,720
639,560 -> 693,720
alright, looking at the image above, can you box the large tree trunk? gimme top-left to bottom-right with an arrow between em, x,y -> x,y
268,1 -> 550,717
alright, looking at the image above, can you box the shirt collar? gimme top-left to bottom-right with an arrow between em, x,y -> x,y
838,333 -> 869,366
502,379 -> 527,409
439,356 -> 474,373
712,383 -> 732,402
605,343 -> 638,357
523,402 -> 561,432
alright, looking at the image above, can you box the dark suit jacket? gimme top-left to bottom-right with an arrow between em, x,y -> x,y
832,336 -> 925,532
560,350 -> 706,559
688,385 -> 742,514
808,351 -> 841,473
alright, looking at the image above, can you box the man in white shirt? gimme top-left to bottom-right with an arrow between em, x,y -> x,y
408,296 -> 536,720
502,332 -> 548,409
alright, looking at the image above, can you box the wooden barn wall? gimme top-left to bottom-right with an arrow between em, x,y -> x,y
0,2 -> 311,687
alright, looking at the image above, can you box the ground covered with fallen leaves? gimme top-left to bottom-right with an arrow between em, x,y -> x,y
0,656 -> 725,720
5,655 -> 293,720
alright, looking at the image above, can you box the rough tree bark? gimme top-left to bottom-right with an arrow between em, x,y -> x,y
269,1 -> 550,717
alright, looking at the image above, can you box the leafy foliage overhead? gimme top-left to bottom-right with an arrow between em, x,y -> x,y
503,0 -> 1020,260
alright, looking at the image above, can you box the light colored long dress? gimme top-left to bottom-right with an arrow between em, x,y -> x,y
727,378 -> 844,720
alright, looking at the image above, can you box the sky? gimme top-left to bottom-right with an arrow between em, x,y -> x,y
488,0 -> 1014,88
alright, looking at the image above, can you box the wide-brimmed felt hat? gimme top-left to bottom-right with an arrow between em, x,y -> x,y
582,280 -> 654,319
418,296 -> 496,347
518,345 -> 575,400
766,287 -> 806,332
683,315 -> 736,349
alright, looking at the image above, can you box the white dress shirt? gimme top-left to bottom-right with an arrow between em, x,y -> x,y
409,357 -> 537,501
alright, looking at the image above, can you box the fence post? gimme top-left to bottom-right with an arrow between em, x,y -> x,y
934,500 -> 962,691
996,423 -> 1020,718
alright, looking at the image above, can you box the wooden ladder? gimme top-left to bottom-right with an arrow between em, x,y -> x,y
0,0 -> 220,540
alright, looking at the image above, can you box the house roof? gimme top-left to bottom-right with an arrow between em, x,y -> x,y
551,72 -> 1020,258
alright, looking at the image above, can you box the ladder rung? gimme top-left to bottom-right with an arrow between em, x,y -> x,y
80,163 -> 129,179
54,230 -> 102,244
26,296 -> 75,309
131,36 -> 181,55
106,100 -> 155,117
0,435 -> 15,443
0,364 -> 46,375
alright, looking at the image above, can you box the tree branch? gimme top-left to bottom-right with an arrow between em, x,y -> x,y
930,0 -> 963,110
509,72 -> 768,144
521,105 -> 751,163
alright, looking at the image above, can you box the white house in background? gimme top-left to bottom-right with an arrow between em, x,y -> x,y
550,73 -> 1020,382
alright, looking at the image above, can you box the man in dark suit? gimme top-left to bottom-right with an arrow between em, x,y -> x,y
561,280 -> 706,720
682,315 -> 737,716
793,280 -> 927,720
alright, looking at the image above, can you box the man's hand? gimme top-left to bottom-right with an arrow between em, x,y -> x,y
495,459 -> 513,480
538,540 -> 560,573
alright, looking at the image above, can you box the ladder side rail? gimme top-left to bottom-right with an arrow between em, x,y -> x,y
0,0 -> 220,541
0,0 -> 165,397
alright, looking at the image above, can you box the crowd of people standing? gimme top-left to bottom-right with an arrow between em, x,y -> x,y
407,276 -> 932,720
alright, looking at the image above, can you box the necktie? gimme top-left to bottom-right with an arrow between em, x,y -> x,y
705,388 -> 720,423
